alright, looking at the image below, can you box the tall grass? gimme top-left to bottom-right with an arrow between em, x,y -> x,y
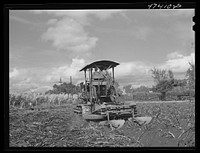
9,93 -> 80,109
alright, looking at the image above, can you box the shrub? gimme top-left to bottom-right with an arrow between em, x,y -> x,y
9,93 -> 74,109
132,92 -> 161,101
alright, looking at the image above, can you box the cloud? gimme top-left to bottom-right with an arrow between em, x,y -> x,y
9,68 -> 32,82
42,17 -> 98,53
9,52 -> 195,93
47,18 -> 58,25
29,86 -> 53,93
9,67 -> 54,93
45,57 -> 85,82
10,68 -> 19,78
116,72 -> 154,87
115,61 -> 151,77
9,68 -> 54,93
131,26 -> 152,40
50,10 -> 123,25
166,51 -> 184,59
9,67 -> 51,86
36,10 -> 124,54
114,52 -> 195,86
10,80 -> 39,94
32,10 -> 123,25
160,52 -> 195,73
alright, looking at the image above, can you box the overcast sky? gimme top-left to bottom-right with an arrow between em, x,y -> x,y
9,9 -> 195,93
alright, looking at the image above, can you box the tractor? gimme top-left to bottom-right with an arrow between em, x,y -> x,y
73,60 -> 152,129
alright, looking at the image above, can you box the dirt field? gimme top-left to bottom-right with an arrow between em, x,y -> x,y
9,101 -> 195,147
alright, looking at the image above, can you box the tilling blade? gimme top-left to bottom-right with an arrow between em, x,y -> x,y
110,120 -> 125,129
99,120 -> 125,129
134,116 -> 152,125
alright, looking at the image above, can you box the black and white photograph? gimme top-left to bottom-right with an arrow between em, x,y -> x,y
8,5 -> 195,148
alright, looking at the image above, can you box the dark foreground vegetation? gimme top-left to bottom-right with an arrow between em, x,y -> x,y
9,101 -> 195,147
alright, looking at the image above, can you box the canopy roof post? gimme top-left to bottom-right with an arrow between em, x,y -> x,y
112,67 -> 115,84
89,68 -> 92,103
84,70 -> 87,103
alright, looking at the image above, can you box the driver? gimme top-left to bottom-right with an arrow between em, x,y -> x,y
93,67 -> 99,76
102,70 -> 109,77
102,70 -> 111,81
93,67 -> 104,79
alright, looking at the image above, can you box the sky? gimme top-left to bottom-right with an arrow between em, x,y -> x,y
9,9 -> 195,93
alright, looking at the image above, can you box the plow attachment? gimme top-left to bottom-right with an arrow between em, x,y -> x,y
99,116 -> 152,130
99,119 -> 125,130
131,116 -> 152,126
74,102 -> 152,130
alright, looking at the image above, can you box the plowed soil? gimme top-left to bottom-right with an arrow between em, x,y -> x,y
9,102 -> 195,147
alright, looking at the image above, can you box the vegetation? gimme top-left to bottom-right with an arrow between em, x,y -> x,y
123,63 -> 195,101
9,101 -> 195,147
151,68 -> 175,101
45,82 -> 81,96
9,93 -> 79,110
186,62 -> 195,90
132,92 -> 161,101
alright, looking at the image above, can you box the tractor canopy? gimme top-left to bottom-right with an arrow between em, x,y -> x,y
80,60 -> 119,71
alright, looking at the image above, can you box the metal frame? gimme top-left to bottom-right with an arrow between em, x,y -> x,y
81,60 -> 119,108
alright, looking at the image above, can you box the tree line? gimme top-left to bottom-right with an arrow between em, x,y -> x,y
45,82 -> 81,97
123,62 -> 195,101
